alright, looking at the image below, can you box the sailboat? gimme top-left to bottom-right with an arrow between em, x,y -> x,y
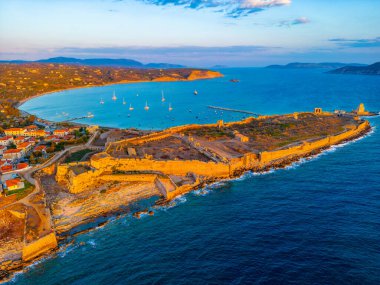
144,101 -> 150,111
194,90 -> 198,95
168,103 -> 173,112
100,98 -> 104,104
112,91 -> 117,101
161,90 -> 166,102
123,98 -> 126,105
129,103 -> 134,111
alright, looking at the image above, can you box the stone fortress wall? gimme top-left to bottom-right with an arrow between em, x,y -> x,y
22,233 -> 58,262
258,120 -> 369,165
56,113 -> 370,199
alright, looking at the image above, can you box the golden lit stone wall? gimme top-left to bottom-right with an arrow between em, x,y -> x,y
259,121 -> 369,165
100,174 -> 158,182
22,233 -> 58,262
97,156 -> 231,177
106,117 -> 262,152
58,121 -> 369,196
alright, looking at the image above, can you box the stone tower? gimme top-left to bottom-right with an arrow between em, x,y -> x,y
356,103 -> 369,115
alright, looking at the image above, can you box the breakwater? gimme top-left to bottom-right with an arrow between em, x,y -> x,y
207,105 -> 259,115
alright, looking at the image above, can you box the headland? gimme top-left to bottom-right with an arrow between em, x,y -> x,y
0,106 -> 372,281
0,63 -> 376,282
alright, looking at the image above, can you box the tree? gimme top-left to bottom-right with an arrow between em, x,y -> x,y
33,151 -> 42,157
46,146 -> 55,153
74,130 -> 81,138
26,115 -> 36,124
55,142 -> 65,151
8,142 -> 16,149
29,153 -> 36,164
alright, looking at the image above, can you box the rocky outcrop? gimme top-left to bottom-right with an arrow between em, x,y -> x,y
187,70 -> 223,80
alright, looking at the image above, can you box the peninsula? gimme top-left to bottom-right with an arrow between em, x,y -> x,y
0,104 -> 373,281
266,62 -> 365,70
329,62 -> 380,75
0,64 -> 376,282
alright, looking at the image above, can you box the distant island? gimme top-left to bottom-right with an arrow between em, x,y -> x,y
329,62 -> 380,75
0,57 -> 185,69
266,62 -> 365,69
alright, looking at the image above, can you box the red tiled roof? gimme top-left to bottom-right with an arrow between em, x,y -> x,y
1,165 -> 13,172
17,163 -> 28,170
34,145 -> 47,151
18,142 -> 31,148
54,129 -> 68,133
5,178 -> 21,188
26,125 -> 38,129
4,149 -> 22,154
5,128 -> 24,132
0,136 -> 12,141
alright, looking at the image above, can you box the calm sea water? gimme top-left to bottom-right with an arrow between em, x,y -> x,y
13,68 -> 380,285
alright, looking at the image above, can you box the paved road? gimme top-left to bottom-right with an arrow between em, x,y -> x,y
0,131 -> 103,239
20,131 -> 101,185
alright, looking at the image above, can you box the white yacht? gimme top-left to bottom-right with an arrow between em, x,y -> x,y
168,103 -> 173,112
161,90 -> 166,102
112,91 -> 117,101
144,101 -> 149,111
129,103 -> 134,111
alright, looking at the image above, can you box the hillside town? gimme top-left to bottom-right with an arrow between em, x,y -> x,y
0,121 -> 92,197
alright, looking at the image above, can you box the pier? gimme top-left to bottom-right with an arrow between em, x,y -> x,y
207,105 -> 260,116
62,114 -> 94,122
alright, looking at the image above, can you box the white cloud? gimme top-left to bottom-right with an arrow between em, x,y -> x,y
241,0 -> 291,9
138,0 -> 291,17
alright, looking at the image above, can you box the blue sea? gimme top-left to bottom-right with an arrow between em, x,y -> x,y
13,68 -> 380,284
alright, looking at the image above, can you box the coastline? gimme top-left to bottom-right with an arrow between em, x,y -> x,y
16,72 -> 223,110
52,119 -> 372,234
1,67 -> 375,282
0,117 -> 372,283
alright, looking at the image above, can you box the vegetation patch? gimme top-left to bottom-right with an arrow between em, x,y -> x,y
64,149 -> 94,163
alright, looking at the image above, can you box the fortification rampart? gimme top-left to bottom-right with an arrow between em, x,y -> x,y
22,233 -> 58,262
105,116 -> 264,152
100,174 -> 158,183
259,121 -> 369,165
58,120 -> 369,196
91,155 -> 231,177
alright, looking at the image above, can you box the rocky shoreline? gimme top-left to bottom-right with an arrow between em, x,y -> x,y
0,72 -> 373,282
0,122 -> 372,282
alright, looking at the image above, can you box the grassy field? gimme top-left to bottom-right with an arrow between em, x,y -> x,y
64,149 -> 94,163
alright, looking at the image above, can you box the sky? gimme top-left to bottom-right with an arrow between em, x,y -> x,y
0,0 -> 379,66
